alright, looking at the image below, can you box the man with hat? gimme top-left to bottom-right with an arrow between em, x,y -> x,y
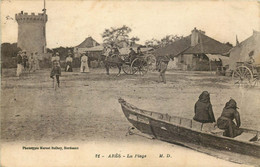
157,54 -> 170,84
16,51 -> 23,77
50,52 -> 61,88
51,52 -> 61,67
22,50 -> 28,72
128,48 -> 136,63
217,99 -> 242,138
65,50 -> 73,72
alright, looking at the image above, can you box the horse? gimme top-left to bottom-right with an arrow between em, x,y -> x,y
100,54 -> 125,76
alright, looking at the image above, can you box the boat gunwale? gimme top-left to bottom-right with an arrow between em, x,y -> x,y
119,99 -> 260,146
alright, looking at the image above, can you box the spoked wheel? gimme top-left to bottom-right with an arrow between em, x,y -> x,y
131,58 -> 148,76
232,66 -> 253,87
251,73 -> 260,87
145,55 -> 156,71
122,63 -> 134,75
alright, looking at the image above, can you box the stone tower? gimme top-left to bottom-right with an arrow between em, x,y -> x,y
15,11 -> 47,55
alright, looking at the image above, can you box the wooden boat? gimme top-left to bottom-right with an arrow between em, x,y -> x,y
119,98 -> 260,165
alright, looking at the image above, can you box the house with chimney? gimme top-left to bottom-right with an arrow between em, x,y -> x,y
154,28 -> 232,71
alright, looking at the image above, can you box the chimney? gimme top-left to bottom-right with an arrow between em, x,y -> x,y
191,27 -> 199,46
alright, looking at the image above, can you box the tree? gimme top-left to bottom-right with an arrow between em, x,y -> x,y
145,38 -> 161,48
160,35 -> 183,47
102,25 -> 132,48
145,35 -> 183,48
129,36 -> 140,47
1,43 -> 21,68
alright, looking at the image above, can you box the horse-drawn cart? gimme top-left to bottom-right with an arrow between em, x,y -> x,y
232,62 -> 260,87
121,54 -> 155,75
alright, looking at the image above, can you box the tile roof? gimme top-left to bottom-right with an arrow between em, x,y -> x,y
183,33 -> 232,54
76,37 -> 100,48
153,35 -> 191,56
153,30 -> 232,57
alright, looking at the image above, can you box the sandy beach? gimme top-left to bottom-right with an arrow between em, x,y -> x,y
1,68 -> 259,166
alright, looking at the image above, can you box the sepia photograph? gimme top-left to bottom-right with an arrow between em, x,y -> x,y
1,0 -> 260,166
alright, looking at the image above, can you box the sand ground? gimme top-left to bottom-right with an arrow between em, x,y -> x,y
1,68 -> 259,166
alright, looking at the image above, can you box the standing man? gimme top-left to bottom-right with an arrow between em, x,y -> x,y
157,55 -> 170,84
34,52 -> 40,70
22,50 -> 28,72
28,53 -> 35,73
80,53 -> 89,73
16,51 -> 23,77
51,52 -> 61,67
65,51 -> 73,72
50,52 -> 61,88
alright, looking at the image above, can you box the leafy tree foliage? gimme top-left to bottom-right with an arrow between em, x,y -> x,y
102,25 -> 136,48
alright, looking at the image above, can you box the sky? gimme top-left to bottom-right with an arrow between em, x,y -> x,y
1,0 -> 260,48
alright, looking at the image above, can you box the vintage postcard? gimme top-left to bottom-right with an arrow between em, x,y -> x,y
1,0 -> 260,166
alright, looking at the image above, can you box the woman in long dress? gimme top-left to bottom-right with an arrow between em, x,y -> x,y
80,53 -> 89,73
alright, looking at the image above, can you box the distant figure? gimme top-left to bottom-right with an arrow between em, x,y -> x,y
193,91 -> 215,123
16,51 -> 23,77
34,52 -> 40,70
22,50 -> 28,71
80,53 -> 89,73
50,61 -> 61,88
137,47 -> 143,56
28,53 -> 35,73
157,55 -> 169,84
51,52 -> 60,67
217,99 -> 242,138
246,51 -> 255,65
65,54 -> 73,72
129,48 -> 136,63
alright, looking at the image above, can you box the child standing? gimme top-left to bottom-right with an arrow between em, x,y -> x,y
50,52 -> 61,87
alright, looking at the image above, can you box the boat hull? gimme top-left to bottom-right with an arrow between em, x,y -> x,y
119,99 -> 260,162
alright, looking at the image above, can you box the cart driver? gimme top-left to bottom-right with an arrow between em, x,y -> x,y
246,51 -> 255,65
137,47 -> 143,56
129,48 -> 137,63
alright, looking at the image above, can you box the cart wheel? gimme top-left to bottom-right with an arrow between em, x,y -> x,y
145,55 -> 156,71
131,58 -> 147,76
232,66 -> 253,87
251,73 -> 260,87
122,63 -> 133,75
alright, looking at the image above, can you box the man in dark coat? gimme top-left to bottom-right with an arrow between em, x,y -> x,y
129,48 -> 136,63
157,55 -> 170,84
193,91 -> 216,123
217,99 -> 242,138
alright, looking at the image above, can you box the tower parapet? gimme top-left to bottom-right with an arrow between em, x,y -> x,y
15,12 -> 47,23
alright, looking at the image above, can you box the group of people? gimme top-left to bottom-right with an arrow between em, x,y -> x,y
193,91 -> 242,138
16,50 -> 40,77
50,51 -> 90,87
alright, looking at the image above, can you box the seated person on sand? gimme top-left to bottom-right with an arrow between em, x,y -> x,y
193,91 -> 216,124
217,99 -> 242,138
